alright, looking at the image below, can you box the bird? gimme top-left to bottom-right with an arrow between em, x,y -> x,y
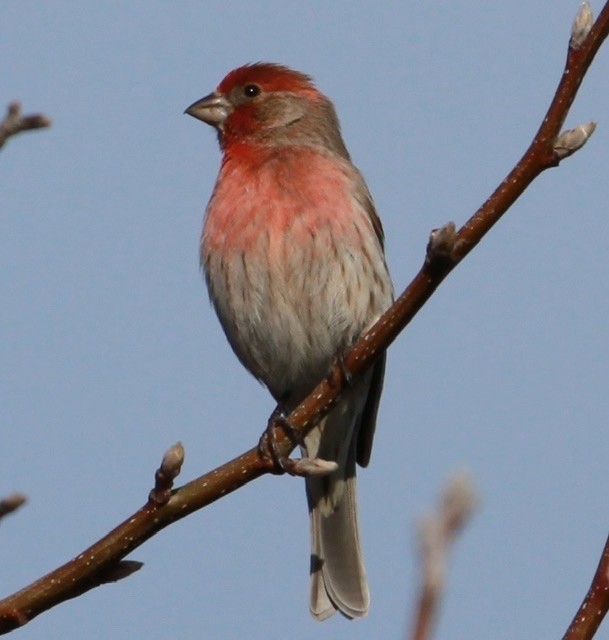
185,63 -> 393,620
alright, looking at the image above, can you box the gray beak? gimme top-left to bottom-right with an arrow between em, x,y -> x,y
184,92 -> 232,128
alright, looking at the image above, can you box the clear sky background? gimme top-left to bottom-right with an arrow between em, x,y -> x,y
3,2 -> 609,639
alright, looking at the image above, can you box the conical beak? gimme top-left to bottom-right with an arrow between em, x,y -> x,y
184,92 -> 232,128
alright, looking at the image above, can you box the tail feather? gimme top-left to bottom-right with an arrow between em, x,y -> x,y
305,383 -> 370,620
308,469 -> 369,619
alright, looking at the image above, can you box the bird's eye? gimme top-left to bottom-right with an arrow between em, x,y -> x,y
243,84 -> 261,98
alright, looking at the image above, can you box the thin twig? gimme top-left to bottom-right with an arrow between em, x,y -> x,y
0,494 -> 27,524
409,474 -> 478,640
0,102 -> 50,150
562,533 -> 609,640
0,2 -> 608,633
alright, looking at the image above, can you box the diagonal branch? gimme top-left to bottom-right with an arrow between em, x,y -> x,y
1,1 -> 608,634
562,532 -> 609,640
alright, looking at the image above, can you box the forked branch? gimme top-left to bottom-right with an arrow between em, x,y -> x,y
0,102 -> 50,150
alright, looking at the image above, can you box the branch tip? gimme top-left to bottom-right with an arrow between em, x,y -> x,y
554,121 -> 597,158
8,101 -> 21,116
411,474 -> 478,640
159,441 -> 185,477
0,101 -> 51,150
149,442 -> 185,505
440,472 -> 479,533
571,1 -> 594,49
0,493 -> 27,521
417,473 -> 478,588
426,222 -> 458,265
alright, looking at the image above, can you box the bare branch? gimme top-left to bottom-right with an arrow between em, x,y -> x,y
562,533 -> 609,640
409,474 -> 478,640
1,1 -> 608,633
0,494 -> 27,524
0,102 -> 50,150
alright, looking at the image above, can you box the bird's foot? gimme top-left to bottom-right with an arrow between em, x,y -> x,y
258,407 -> 301,475
258,407 -> 338,478
326,349 -> 354,389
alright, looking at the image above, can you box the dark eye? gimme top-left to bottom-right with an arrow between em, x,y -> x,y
243,84 -> 261,98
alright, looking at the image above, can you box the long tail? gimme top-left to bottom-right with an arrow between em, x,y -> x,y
305,387 -> 370,620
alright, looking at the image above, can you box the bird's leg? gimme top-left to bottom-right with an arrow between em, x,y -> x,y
258,405 -> 302,475
258,405 -> 338,478
326,348 -> 354,390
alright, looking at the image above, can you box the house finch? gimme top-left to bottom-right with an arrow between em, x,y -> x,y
186,63 -> 393,620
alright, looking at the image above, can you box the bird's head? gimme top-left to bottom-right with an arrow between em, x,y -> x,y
186,63 -> 348,156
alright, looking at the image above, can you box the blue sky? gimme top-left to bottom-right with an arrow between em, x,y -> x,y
3,2 -> 609,638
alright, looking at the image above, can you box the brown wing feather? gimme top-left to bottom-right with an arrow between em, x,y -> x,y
356,352 -> 386,468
